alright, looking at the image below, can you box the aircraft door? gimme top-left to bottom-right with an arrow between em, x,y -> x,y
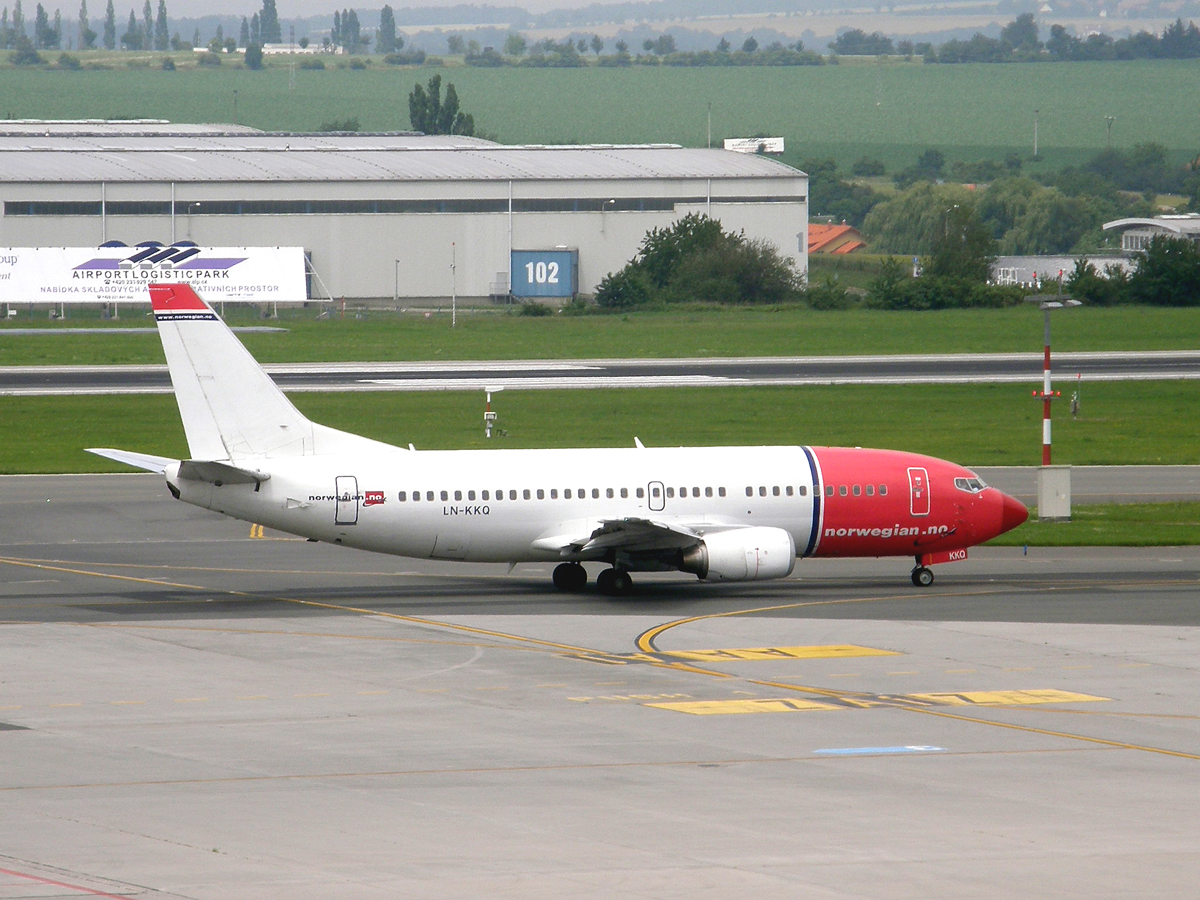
335,475 -> 359,525
908,467 -> 930,517
648,481 -> 665,512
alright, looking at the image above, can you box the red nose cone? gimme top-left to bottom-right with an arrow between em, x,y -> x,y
1000,493 -> 1029,534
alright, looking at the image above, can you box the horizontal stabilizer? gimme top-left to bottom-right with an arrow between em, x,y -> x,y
86,447 -> 176,474
177,460 -> 270,485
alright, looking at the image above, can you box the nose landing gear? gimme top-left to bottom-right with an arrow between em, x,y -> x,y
911,565 -> 935,587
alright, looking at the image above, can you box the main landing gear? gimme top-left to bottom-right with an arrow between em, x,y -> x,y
911,564 -> 935,587
552,563 -> 634,596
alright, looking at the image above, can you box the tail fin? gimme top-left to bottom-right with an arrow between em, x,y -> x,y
148,284 -> 394,461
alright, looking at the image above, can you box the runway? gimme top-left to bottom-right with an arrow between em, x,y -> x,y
4,349 -> 1200,395
2,475 -> 1198,899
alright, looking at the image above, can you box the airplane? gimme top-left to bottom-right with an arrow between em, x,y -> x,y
88,283 -> 1028,596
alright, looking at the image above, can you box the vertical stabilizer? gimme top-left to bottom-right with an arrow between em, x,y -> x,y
149,284 -> 317,460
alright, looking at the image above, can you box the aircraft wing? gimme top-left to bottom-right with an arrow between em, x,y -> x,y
533,517 -> 745,559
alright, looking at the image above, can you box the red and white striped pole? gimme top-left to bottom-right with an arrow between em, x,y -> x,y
1041,307 -> 1053,466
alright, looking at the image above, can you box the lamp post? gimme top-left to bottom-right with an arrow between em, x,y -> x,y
393,258 -> 401,304
1026,294 -> 1081,520
187,202 -> 201,240
1105,115 -> 1115,148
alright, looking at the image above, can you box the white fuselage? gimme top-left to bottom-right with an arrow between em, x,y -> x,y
169,445 -> 821,564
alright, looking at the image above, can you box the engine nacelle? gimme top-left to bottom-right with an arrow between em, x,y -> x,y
680,526 -> 796,582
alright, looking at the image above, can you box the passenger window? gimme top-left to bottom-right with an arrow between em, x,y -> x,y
482,490 -> 490,501
718,487 -> 726,497
825,485 -> 834,497
620,487 -> 628,498
839,485 -> 848,496
785,485 -> 793,496
551,489 -> 558,499
745,486 -> 753,497
666,487 -> 675,499
866,485 -> 874,497
537,489 -> 545,500
426,491 -> 435,501
852,485 -> 861,497
692,487 -> 700,498
880,484 -> 888,496
454,490 -> 463,501
606,488 -> 614,498
592,488 -> 600,499
772,486 -> 780,496
705,487 -> 713,497
759,486 -> 767,497
522,489 -> 530,500
468,490 -> 476,501
510,490 -> 518,500
398,491 -> 407,501
578,487 -> 585,498
650,486 -> 659,498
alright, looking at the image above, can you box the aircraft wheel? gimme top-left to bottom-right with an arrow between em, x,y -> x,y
552,562 -> 588,592
911,566 -> 935,587
597,568 -> 633,596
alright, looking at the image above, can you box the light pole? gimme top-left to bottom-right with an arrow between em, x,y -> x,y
449,242 -> 456,329
1033,108 -> 1039,157
187,202 -> 201,240
393,258 -> 401,304
600,198 -> 615,235
1105,115 -> 1115,148
1026,294 -> 1081,520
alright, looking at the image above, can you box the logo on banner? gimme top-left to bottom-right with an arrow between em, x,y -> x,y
363,491 -> 386,507
72,246 -> 248,282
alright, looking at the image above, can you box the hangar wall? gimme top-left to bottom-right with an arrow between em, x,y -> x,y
0,125 -> 809,303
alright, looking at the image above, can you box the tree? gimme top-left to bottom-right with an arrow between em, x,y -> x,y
862,182 -> 978,254
1000,13 -> 1039,53
244,41 -> 263,68
101,0 -> 114,48
140,0 -> 150,48
408,73 -> 474,135
238,16 -> 248,47
121,8 -> 140,49
259,0 -> 279,43
924,204 -> 995,283
33,2 -> 50,48
446,33 -> 464,54
503,31 -> 525,56
1128,236 -> 1200,305
78,0 -> 96,48
716,36 -> 730,53
377,4 -> 395,53
741,35 -> 757,53
153,0 -> 166,50
249,12 -> 259,45
589,34 -> 601,55
614,39 -> 627,54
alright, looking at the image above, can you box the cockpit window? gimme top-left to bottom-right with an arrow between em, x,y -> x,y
954,476 -> 988,494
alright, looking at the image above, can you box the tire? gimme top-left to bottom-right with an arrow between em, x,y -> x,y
552,562 -> 587,592
597,568 -> 633,596
912,566 -> 935,587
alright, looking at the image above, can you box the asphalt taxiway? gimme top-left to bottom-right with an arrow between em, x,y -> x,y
2,475 -> 1198,899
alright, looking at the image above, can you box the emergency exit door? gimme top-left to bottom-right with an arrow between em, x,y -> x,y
907,467 -> 930,517
335,475 -> 359,525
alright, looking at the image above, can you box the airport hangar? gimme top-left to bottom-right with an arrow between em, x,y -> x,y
0,122 -> 810,303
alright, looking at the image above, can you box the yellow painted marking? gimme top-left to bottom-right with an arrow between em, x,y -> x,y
50,703 -> 82,708
648,698 -> 840,715
594,681 -> 626,685
827,673 -> 860,678
1004,667 -> 1036,672
1119,663 -> 1151,668
888,671 -> 918,675
1062,665 -> 1093,670
238,695 -> 269,700
356,690 -> 389,695
909,690 -> 1110,707
537,683 -> 568,688
249,524 -> 265,539
662,644 -> 900,662
174,697 -> 209,703
294,693 -> 330,698
109,700 -> 146,706
475,686 -> 508,691
569,693 -> 691,703
945,669 -> 976,673
0,705 -> 22,710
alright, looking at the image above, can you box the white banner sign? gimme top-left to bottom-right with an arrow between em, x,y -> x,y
723,137 -> 785,154
0,246 -> 307,304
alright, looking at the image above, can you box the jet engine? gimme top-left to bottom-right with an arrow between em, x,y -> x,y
680,527 -> 796,582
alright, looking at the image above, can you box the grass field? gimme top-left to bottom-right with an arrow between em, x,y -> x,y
5,379 -> 1198,474
987,502 -> 1200,547
3,304 -> 1199,366
3,59 -> 1199,169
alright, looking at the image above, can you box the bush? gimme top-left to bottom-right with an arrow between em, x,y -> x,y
299,57 -> 325,69
318,118 -> 360,132
57,53 -> 82,70
244,43 -> 264,69
804,275 -> 854,310
383,49 -> 426,65
851,156 -> 886,177
197,51 -> 222,66
517,300 -> 553,316
348,57 -> 368,69
11,40 -> 46,66
161,57 -> 176,70
595,267 -> 652,310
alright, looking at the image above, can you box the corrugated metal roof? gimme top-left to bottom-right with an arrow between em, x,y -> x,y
0,130 -> 805,184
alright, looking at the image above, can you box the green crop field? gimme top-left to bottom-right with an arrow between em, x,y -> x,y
3,58 -> 1199,169
3,305 -> 1199,366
